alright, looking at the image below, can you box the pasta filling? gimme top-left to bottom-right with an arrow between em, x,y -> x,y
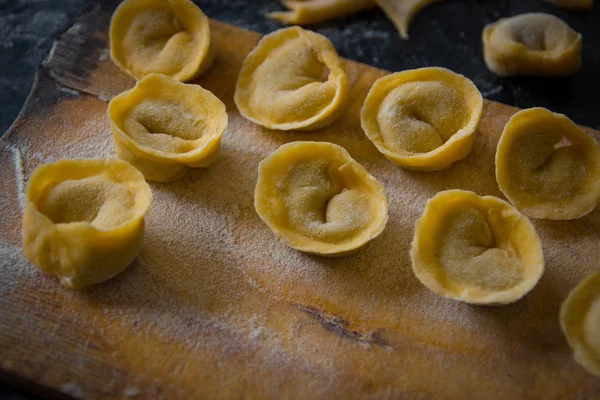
376,81 -> 469,154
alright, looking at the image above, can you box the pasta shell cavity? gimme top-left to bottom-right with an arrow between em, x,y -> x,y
482,13 -> 582,77
108,73 -> 228,182
22,159 -> 152,289
361,67 -> 483,171
235,27 -> 350,131
560,272 -> 600,377
110,0 -> 214,81
410,190 -> 544,305
496,108 -> 600,220
255,142 -> 388,256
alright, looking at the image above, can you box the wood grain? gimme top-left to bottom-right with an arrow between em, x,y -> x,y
1,2 -> 599,399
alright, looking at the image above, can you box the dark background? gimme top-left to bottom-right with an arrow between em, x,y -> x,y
0,0 -> 598,398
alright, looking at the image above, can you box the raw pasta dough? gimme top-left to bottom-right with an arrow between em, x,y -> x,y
376,0 -> 442,39
108,73 -> 228,182
482,13 -> 582,77
361,67 -> 483,171
269,0 -> 444,39
254,141 -> 388,256
560,271 -> 600,377
410,190 -> 544,305
235,27 -> 349,131
22,158 -> 152,288
495,108 -> 600,220
269,0 -> 376,25
110,0 -> 214,81
544,0 -> 594,9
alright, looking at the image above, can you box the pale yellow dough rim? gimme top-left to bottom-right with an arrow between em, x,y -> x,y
482,13 -> 582,77
108,73 -> 228,164
495,107 -> 600,220
234,26 -> 350,131
254,141 -> 388,256
410,189 -> 544,305
361,67 -> 483,171
24,158 -> 152,234
560,271 -> 600,377
109,0 -> 214,82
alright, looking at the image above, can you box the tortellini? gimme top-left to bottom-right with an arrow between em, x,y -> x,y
544,0 -> 594,10
410,190 -> 544,305
108,73 -> 228,182
22,159 -> 152,289
376,0 -> 442,39
110,0 -> 214,82
254,141 -> 388,256
361,67 -> 483,171
235,27 -> 349,131
495,108 -> 600,220
560,271 -> 600,377
269,0 -> 376,26
482,13 -> 582,77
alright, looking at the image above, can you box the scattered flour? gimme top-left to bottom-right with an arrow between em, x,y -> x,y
2,25 -> 599,396
60,383 -> 83,399
11,145 -> 26,210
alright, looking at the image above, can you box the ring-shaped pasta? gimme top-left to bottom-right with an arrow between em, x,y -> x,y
22,158 -> 152,288
108,73 -> 228,182
235,27 -> 349,131
496,108 -> 600,220
255,141 -> 388,256
560,271 -> 600,377
482,13 -> 582,77
361,67 -> 483,171
110,0 -> 214,81
410,190 -> 544,305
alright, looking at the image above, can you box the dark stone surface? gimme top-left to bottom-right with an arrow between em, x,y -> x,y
1,0 -> 600,136
0,0 -> 91,135
0,381 -> 39,400
0,0 -> 598,397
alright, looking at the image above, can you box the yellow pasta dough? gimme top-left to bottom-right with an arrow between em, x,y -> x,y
235,26 -> 349,131
376,0 -> 442,39
110,0 -> 214,82
22,158 -> 152,289
410,190 -> 544,305
255,141 -> 388,256
545,0 -> 594,10
361,67 -> 483,171
269,0 -> 376,25
496,108 -> 600,220
560,271 -> 600,377
108,73 -> 228,182
482,13 -> 582,77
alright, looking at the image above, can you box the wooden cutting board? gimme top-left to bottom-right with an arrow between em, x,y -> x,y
1,2 -> 599,399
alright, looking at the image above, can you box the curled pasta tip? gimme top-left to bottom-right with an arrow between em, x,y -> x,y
268,0 -> 376,26
268,1 -> 299,24
376,0 -> 442,39
268,11 -> 295,24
